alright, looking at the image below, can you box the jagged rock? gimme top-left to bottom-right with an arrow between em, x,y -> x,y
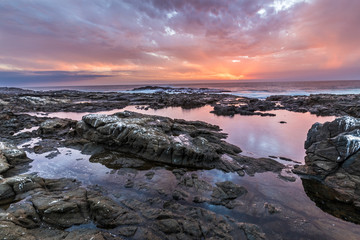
210,181 -> 247,208
39,118 -> 73,134
76,111 -> 241,170
296,116 -> 360,222
88,194 -> 142,228
1,202 -> 41,228
31,188 -> 89,228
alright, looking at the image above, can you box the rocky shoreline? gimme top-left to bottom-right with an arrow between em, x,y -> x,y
2,86 -> 360,117
1,86 -> 360,239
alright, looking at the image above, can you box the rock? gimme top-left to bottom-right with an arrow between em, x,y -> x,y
267,94 -> 360,117
145,171 -> 155,180
278,173 -> 296,182
76,111 -> 242,170
172,189 -> 189,200
210,181 -> 247,208
89,151 -> 146,169
39,118 -> 72,134
0,221 -> 36,240
3,202 -> 41,228
31,188 -> 88,228
125,179 -> 134,188
0,141 -> 26,160
116,226 -> 138,237
234,155 -> 284,176
0,182 -> 15,204
88,194 -> 142,228
297,116 -> 360,222
214,181 -> 247,199
157,219 -> 181,234
264,202 -> 281,214
237,222 -> 266,240
0,153 -> 10,174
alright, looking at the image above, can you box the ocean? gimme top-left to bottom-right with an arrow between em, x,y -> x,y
27,80 -> 360,98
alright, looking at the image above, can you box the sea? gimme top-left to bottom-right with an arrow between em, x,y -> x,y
27,79 -> 360,99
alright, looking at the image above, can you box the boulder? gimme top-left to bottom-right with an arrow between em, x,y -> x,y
295,116 -> 360,220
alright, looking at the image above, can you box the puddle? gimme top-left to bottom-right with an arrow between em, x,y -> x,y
13,126 -> 39,136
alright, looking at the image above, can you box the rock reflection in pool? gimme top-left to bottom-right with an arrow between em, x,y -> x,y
302,178 -> 360,224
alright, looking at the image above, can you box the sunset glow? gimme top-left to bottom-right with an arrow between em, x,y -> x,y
0,0 -> 359,86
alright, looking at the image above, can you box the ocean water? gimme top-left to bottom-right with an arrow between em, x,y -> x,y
28,80 -> 360,98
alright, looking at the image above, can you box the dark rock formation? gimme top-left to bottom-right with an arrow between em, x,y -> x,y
0,174 -> 266,239
294,116 -> 360,222
267,94 -> 360,117
210,181 -> 248,208
211,98 -> 277,117
76,111 -> 242,170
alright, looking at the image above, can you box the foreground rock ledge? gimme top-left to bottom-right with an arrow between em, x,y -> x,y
294,116 -> 360,222
76,111 -> 243,170
0,174 -> 266,240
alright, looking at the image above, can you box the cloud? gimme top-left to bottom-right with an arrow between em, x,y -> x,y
0,0 -> 359,85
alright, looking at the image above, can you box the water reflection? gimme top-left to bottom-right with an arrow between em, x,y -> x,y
302,178 -> 360,225
29,106 -> 335,163
122,106 -> 335,163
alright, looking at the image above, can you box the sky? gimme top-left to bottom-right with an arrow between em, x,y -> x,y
0,0 -> 359,86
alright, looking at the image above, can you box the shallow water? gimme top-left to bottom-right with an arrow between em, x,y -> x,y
20,106 -> 360,239
28,106 -> 335,162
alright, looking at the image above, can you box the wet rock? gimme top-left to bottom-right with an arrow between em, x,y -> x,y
89,151 -> 146,169
0,141 -> 26,160
5,174 -> 44,195
0,182 -> 15,204
39,118 -> 73,135
145,171 -> 155,180
297,116 -> 360,221
0,221 -> 36,240
237,222 -> 266,240
178,174 -> 212,191
31,188 -> 89,228
125,179 -> 134,188
88,194 -> 142,228
278,173 -> 296,182
157,219 -> 181,234
172,189 -> 189,200
193,196 -> 207,203
267,94 -> 360,117
302,178 -> 360,224
116,226 -> 138,237
264,202 -> 281,214
77,111 -> 242,170
234,155 -> 284,176
2,202 -> 41,228
63,230 -> 116,240
172,168 -> 186,180
210,181 -> 247,208
0,153 -> 10,174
